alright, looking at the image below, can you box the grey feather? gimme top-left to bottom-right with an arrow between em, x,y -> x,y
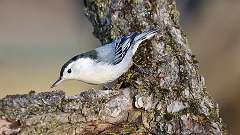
59,29 -> 158,77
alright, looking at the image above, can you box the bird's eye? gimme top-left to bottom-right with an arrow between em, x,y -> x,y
67,69 -> 72,74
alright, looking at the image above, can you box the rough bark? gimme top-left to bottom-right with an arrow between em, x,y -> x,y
0,0 -> 226,134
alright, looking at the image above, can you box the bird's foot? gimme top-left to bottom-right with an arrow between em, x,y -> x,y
103,81 -> 117,90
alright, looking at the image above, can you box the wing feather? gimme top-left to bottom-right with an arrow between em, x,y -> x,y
112,29 -> 158,65
113,32 -> 138,65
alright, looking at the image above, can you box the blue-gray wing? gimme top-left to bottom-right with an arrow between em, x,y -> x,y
113,32 -> 139,65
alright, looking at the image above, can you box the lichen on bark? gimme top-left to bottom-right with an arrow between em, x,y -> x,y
0,0 -> 226,134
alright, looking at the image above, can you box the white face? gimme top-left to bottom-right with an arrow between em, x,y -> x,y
51,58 -> 94,88
62,62 -> 76,80
63,58 -> 94,80
51,61 -> 79,88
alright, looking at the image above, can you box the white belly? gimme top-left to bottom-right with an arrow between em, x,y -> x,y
74,47 -> 134,84
79,63 -> 131,84
77,56 -> 133,84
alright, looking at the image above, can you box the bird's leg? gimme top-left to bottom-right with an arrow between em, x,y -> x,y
103,82 -> 113,90
103,79 -> 122,90
103,77 -> 126,90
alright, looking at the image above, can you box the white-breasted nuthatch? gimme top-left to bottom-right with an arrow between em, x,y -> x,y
51,29 -> 158,88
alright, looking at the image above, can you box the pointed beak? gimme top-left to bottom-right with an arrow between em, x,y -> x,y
51,78 -> 64,88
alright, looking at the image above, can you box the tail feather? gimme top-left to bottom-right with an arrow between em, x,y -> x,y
132,29 -> 159,53
134,29 -> 159,42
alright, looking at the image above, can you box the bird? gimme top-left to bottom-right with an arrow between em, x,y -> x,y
51,29 -> 158,88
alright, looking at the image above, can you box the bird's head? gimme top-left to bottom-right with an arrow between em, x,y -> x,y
51,50 -> 99,88
51,57 -> 81,88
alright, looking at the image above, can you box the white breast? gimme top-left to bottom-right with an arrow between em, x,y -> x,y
74,51 -> 133,84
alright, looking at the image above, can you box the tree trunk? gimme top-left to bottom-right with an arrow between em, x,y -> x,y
0,0 -> 226,134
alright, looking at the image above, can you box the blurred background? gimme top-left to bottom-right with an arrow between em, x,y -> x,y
0,0 -> 239,134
